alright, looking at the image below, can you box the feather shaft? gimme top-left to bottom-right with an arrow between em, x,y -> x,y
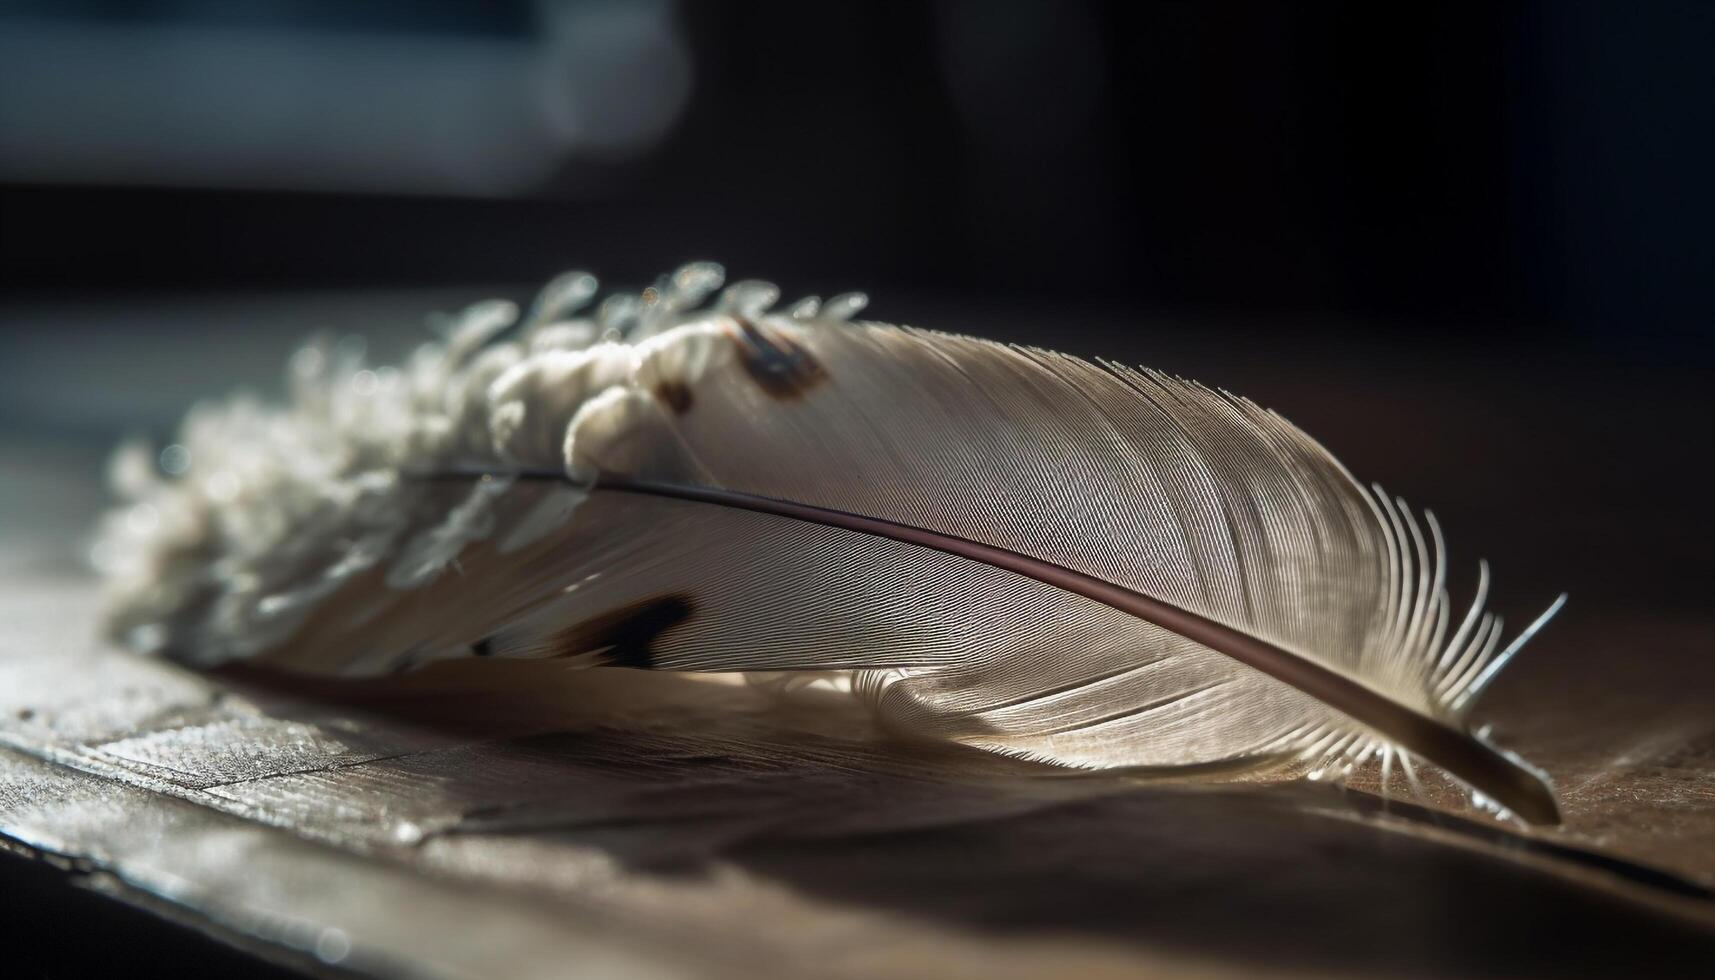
428,467 -> 1558,825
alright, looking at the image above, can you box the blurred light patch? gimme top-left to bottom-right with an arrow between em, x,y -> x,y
0,0 -> 692,196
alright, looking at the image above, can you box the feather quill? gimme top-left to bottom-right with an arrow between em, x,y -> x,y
95,263 -> 1565,824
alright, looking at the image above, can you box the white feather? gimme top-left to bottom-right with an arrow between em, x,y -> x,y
94,263 -> 1565,822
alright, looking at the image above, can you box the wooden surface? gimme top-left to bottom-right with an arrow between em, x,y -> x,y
2,294 -> 1713,977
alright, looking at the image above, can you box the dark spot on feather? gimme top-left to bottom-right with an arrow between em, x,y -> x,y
730,316 -> 826,399
471,636 -> 495,657
652,379 -> 694,415
554,595 -> 695,669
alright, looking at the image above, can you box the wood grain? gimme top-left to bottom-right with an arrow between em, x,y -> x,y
2,301 -> 1712,978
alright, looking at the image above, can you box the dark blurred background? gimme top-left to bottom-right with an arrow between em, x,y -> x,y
4,0 -> 1713,338
2,1 -> 1713,607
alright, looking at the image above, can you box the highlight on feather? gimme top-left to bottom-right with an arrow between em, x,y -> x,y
92,262 -> 1567,824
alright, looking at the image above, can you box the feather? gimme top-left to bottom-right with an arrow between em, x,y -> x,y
94,262 -> 1566,825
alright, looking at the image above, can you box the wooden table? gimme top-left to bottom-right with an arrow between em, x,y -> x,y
2,292 -> 1711,977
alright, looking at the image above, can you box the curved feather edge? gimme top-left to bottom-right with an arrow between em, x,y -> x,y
91,262 -> 1567,825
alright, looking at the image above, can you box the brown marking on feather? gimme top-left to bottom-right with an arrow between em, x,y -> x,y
652,379 -> 694,415
729,316 -> 827,399
552,595 -> 695,669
